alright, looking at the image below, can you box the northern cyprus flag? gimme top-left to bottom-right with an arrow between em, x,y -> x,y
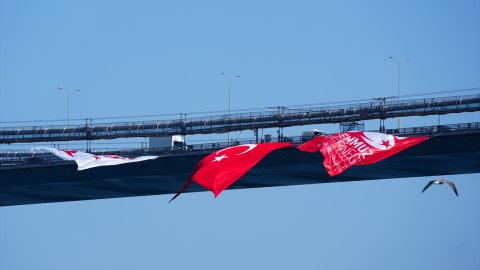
32,147 -> 158,171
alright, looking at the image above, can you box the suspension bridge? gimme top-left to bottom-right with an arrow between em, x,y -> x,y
1,92 -> 479,206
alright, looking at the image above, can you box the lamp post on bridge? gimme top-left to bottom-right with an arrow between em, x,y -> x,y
58,87 -> 80,149
221,73 -> 240,145
389,56 -> 410,130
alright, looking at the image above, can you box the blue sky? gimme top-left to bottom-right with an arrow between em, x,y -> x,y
0,1 -> 479,269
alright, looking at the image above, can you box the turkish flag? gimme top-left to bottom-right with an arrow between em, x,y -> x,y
170,142 -> 293,201
298,132 -> 429,176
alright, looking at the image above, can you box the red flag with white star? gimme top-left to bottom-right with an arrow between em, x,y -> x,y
169,142 -> 293,201
298,132 -> 429,176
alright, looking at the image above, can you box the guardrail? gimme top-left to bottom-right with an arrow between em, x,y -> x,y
1,94 -> 479,144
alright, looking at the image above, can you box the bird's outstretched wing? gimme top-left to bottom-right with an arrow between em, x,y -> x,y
442,179 -> 459,197
421,180 -> 435,193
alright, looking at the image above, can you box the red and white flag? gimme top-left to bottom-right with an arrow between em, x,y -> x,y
170,142 -> 293,201
32,147 -> 158,171
298,132 -> 429,176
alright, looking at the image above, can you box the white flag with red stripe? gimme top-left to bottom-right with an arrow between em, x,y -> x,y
32,147 -> 158,171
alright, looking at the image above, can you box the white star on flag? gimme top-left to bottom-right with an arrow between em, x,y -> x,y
212,154 -> 228,162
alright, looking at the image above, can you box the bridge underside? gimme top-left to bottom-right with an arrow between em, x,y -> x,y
1,133 -> 479,206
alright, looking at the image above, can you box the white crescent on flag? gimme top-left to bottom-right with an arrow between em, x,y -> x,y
216,144 -> 258,156
360,132 -> 396,150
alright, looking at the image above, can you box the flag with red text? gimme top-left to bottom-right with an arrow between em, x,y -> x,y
32,147 -> 158,171
170,142 -> 293,201
298,132 -> 429,176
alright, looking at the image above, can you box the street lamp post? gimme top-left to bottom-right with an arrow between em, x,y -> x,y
221,73 -> 240,145
389,56 -> 410,130
58,87 -> 80,148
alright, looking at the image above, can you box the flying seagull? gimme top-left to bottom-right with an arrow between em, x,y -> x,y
421,179 -> 458,197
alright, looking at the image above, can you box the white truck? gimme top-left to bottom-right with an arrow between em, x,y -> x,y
149,135 -> 185,151
301,129 -> 323,142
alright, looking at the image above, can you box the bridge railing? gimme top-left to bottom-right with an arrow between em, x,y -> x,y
0,94 -> 478,143
386,122 -> 480,136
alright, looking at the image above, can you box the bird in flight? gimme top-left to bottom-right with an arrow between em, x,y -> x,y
421,179 -> 458,197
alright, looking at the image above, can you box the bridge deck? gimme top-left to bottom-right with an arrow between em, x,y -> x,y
1,130 -> 479,206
